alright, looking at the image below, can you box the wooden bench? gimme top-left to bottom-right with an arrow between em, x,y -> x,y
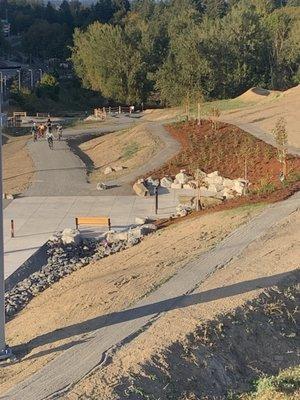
75,216 -> 111,231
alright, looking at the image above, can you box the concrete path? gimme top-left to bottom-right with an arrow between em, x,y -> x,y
2,190 -> 299,400
24,120 -> 180,197
3,118 -> 181,280
221,118 -> 300,156
3,192 -> 179,280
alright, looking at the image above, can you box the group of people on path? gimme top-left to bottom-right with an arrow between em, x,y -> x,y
31,118 -> 63,149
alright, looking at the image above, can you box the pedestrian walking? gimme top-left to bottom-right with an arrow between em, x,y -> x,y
46,128 -> 54,150
57,124 -> 63,140
31,122 -> 38,142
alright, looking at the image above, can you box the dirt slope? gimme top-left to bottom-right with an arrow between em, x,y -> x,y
3,136 -> 35,195
64,209 -> 300,400
79,123 -> 164,183
0,206 -> 262,394
224,85 -> 300,149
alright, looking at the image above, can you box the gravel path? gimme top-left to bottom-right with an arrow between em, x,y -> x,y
24,120 -> 180,197
2,190 -> 299,400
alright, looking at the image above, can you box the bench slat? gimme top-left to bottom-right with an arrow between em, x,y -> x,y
77,217 -> 110,225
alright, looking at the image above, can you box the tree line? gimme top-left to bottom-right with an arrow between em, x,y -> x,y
1,0 -> 300,106
71,0 -> 300,105
0,0 -> 130,59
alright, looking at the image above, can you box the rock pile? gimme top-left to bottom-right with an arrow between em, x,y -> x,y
161,169 -> 248,199
103,165 -> 125,175
5,225 -> 157,319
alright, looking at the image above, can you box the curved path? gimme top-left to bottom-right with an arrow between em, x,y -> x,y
24,119 -> 180,197
2,190 -> 299,400
221,118 -> 300,157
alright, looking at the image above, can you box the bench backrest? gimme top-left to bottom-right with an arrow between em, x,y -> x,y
75,216 -> 111,230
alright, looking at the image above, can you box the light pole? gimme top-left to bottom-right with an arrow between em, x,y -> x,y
28,69 -> 33,88
38,68 -> 43,82
0,72 -> 2,115
0,121 -> 13,361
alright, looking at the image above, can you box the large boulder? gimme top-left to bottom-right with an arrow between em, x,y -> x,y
233,178 -> 248,195
61,228 -> 82,245
199,186 -> 219,198
178,195 -> 196,208
133,181 -> 150,197
194,169 -> 207,180
200,196 -> 223,209
205,171 -> 223,186
175,170 -> 190,185
171,179 -> 183,189
223,178 -> 235,190
160,176 -> 173,188
104,166 -> 114,175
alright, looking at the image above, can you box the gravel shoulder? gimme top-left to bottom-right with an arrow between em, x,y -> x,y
0,205 -> 262,395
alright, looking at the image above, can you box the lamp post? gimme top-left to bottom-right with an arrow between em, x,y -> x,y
38,68 -> 43,82
0,72 -> 2,115
0,121 -> 13,361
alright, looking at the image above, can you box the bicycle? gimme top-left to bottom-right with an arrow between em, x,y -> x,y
47,137 -> 54,150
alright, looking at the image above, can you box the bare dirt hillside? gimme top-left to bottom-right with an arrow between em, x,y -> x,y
79,123 -> 164,183
224,85 -> 300,148
0,206 -> 262,394
3,136 -> 35,195
65,209 -> 300,400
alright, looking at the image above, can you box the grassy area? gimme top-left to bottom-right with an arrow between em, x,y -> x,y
122,141 -> 140,160
190,98 -> 255,117
239,367 -> 300,400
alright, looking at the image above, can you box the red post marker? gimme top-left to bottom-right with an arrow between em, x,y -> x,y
11,219 -> 14,238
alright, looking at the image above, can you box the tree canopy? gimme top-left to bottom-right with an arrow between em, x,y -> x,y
71,0 -> 300,105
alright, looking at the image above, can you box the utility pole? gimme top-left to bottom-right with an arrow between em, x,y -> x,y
0,120 -> 13,361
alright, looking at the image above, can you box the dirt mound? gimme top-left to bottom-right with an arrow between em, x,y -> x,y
144,120 -> 300,204
224,85 -> 300,148
79,123 -> 164,183
237,87 -> 282,102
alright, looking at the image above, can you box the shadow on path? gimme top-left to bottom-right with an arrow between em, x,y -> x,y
24,270 -> 298,356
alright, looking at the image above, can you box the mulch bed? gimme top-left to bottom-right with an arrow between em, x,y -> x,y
149,120 -> 300,228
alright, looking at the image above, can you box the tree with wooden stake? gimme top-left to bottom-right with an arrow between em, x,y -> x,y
272,117 -> 288,179
196,92 -> 205,126
209,107 -> 221,132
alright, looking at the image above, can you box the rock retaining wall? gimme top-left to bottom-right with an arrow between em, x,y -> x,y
5,224 -> 157,320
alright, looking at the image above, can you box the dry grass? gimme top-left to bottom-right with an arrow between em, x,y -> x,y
3,136 -> 34,195
79,123 -> 164,183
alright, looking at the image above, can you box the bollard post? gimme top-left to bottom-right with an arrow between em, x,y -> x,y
10,219 -> 14,238
154,187 -> 159,215
118,106 -> 121,114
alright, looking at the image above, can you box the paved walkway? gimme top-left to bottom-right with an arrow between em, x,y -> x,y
2,190 -> 299,400
25,120 -> 180,196
3,193 -> 179,280
221,118 -> 300,157
4,118 -> 181,280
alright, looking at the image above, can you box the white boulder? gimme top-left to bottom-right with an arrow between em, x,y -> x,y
175,170 -> 190,185
104,166 -> 114,175
160,176 -> 173,188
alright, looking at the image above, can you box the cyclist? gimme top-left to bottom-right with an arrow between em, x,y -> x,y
46,128 -> 54,150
